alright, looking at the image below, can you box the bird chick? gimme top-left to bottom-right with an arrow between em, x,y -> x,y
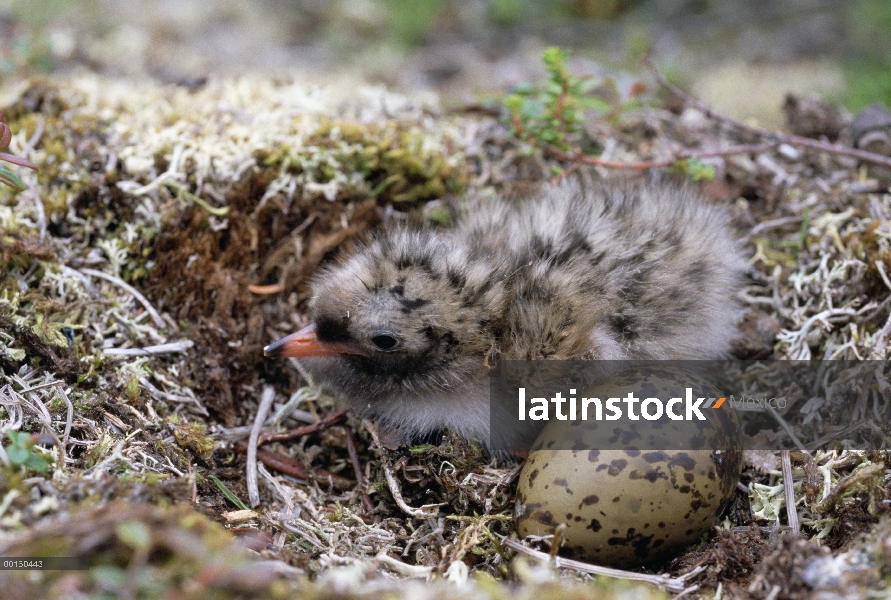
265,179 -> 747,447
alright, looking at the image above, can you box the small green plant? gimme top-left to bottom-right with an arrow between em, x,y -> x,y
673,158 -> 716,182
4,430 -> 51,472
208,474 -> 249,510
409,443 -> 435,455
504,47 -> 610,151
502,47 -> 737,181
0,112 -> 39,192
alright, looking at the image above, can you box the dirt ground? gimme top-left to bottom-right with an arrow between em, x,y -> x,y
3,1 -> 891,599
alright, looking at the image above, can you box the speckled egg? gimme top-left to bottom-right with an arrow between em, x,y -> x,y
514,366 -> 741,566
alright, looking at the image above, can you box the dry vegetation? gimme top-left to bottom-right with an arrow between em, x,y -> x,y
1,72 -> 891,599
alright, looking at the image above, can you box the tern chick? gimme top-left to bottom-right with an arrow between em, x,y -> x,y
265,179 -> 747,446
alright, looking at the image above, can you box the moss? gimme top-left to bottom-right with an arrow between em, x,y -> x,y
0,232 -> 54,285
0,466 -> 30,496
0,502 -> 296,600
83,435 -> 117,468
117,472 -> 170,486
268,117 -> 468,204
169,416 -> 217,462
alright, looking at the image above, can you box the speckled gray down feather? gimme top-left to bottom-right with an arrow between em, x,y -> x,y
269,178 -> 748,446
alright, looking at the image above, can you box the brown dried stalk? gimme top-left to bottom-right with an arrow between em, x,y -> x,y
234,440 -> 353,489
645,58 -> 891,170
257,408 -> 348,446
344,425 -> 375,513
513,59 -> 891,177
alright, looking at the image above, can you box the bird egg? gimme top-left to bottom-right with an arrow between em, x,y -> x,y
514,366 -> 742,566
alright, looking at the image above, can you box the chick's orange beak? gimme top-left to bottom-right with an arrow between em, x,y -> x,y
264,323 -> 356,358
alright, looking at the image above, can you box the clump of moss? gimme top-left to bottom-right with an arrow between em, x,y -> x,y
291,118 -> 467,203
169,416 -> 216,462
0,502 -> 291,600
0,230 -> 54,282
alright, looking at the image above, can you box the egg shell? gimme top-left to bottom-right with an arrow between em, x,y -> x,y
514,366 -> 742,566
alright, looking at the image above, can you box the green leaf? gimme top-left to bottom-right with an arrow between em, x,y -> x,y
510,82 -> 535,96
542,47 -> 569,73
409,444 -> 434,455
675,158 -> 716,182
91,565 -> 128,591
116,520 -> 152,551
6,430 -> 29,445
24,453 -> 49,472
7,445 -> 29,465
208,474 -> 249,510
426,206 -> 451,225
0,165 -> 26,191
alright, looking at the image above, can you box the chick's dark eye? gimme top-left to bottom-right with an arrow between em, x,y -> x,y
371,334 -> 400,351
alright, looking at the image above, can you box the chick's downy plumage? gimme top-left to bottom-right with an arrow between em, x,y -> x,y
266,179 -> 747,445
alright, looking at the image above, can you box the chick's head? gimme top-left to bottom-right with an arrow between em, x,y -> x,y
266,228 -> 497,396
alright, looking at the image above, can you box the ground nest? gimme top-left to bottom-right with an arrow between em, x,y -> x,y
2,73 -> 891,599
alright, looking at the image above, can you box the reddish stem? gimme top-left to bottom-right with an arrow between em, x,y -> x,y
0,153 -> 38,171
344,426 -> 375,513
257,408 -> 348,446
235,440 -> 353,489
644,57 -> 891,170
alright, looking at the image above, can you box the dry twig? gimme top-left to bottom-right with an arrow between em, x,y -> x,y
366,421 -> 443,518
781,450 -> 800,538
503,539 -> 704,593
645,58 -> 891,170
79,268 -> 166,329
345,424 -> 375,513
103,340 -> 194,357
247,386 -> 276,507
258,408 -> 347,445
235,441 -> 352,488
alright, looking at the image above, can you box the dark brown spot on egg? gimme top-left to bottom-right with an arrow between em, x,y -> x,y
607,459 -> 628,475
643,451 -> 668,463
579,494 -> 599,507
669,453 -> 696,471
535,511 -> 557,526
630,469 -> 665,483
